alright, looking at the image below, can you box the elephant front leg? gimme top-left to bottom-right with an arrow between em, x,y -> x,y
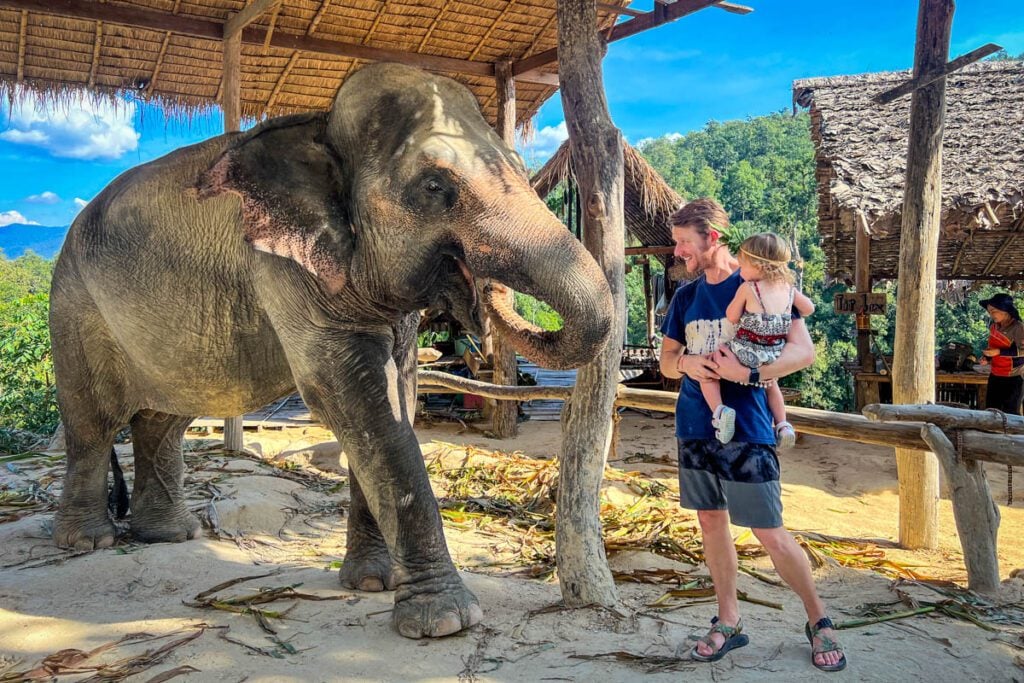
338,472 -> 395,592
297,342 -> 481,638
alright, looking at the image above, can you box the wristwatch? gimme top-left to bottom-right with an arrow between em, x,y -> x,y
748,367 -> 761,385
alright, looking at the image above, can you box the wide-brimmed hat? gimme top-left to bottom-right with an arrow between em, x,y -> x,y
980,292 -> 1021,320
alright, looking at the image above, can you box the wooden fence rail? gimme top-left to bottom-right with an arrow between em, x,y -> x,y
419,370 -> 1021,593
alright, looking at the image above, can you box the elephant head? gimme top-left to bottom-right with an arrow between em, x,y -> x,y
198,62 -> 612,369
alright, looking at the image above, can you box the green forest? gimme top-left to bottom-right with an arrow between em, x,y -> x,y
0,109 -> 1012,436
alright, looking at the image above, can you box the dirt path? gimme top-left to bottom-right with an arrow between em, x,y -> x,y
1,414 -> 1022,681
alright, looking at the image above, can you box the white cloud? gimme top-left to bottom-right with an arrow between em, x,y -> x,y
518,121 -> 568,167
0,210 -> 39,227
25,190 -> 61,204
0,96 -> 140,160
635,132 -> 683,149
73,197 -> 89,209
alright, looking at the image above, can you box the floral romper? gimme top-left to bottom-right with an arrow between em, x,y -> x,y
727,281 -> 793,370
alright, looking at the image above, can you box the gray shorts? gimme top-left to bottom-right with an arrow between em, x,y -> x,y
676,439 -> 783,529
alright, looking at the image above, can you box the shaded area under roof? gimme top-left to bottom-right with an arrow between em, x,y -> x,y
0,0 -> 634,126
793,60 -> 1024,281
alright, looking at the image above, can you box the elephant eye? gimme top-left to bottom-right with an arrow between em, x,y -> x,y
425,179 -> 444,193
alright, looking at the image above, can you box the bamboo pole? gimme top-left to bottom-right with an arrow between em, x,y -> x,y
891,0 -> 954,550
553,0 -> 624,608
490,59 -> 520,439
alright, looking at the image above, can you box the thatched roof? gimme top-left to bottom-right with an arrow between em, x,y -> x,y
0,0 -> 641,127
531,139 -> 682,255
793,60 -> 1024,280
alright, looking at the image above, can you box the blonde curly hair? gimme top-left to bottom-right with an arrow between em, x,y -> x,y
737,232 -> 794,284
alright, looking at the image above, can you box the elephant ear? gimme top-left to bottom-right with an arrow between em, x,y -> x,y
196,112 -> 352,294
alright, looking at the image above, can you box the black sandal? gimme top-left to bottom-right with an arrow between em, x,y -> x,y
691,616 -> 749,662
805,616 -> 847,672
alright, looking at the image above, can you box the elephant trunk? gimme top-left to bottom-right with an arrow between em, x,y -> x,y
461,205 -> 613,370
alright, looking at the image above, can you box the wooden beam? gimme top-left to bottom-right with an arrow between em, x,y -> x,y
361,0 -> 389,46
145,32 -> 172,97
87,21 -> 102,88
624,245 -> 674,256
262,2 -> 281,52
417,0 -> 453,51
307,0 -> 331,35
514,0 -> 723,77
873,42 -> 1002,104
596,3 -> 646,18
714,1 -> 754,14
225,0 -> 281,39
490,59 -> 519,441
891,0 -> 954,551
0,0 -> 557,86
264,50 -> 300,115
15,9 -> 27,82
920,424 -> 1001,595
864,403 -> 1024,434
470,1 -> 519,61
855,210 -> 873,371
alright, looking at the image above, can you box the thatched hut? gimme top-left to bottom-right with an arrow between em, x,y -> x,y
532,139 -> 683,355
793,60 -> 1024,282
532,138 -> 681,261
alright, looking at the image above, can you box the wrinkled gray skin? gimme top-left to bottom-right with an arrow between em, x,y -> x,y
49,63 -> 613,639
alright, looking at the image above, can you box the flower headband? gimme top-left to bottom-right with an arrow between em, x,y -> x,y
738,247 -> 790,267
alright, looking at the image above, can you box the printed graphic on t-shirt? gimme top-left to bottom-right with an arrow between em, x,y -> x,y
684,317 -> 738,356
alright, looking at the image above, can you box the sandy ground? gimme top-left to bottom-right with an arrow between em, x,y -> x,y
1,412 -> 1023,682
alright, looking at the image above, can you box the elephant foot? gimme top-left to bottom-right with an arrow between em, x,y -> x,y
53,511 -> 117,551
393,580 -> 483,639
339,549 -> 395,592
130,508 -> 202,544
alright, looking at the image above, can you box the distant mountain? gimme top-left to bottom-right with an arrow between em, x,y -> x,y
0,224 -> 70,260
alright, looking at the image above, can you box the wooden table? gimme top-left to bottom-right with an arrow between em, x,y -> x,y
855,371 -> 990,411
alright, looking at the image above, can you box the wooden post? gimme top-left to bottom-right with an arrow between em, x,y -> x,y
920,425 -> 1000,594
891,0 -> 954,550
222,14 -> 244,451
642,258 -> 654,345
490,59 -> 520,439
855,211 -> 873,372
554,0 -> 625,608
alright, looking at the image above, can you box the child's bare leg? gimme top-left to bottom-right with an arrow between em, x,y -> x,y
766,380 -> 787,425
766,380 -> 796,449
701,378 -> 724,413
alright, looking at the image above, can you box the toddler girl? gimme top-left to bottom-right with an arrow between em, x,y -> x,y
705,232 -> 815,448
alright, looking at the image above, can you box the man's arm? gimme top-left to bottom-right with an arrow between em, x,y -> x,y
660,336 -> 721,381
715,318 -> 816,383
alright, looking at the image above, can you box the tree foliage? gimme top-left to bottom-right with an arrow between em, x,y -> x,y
637,112 -> 1010,412
0,254 -> 58,432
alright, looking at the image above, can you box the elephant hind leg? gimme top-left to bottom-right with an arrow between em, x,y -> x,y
128,411 -> 201,543
339,471 -> 395,592
51,302 -> 134,550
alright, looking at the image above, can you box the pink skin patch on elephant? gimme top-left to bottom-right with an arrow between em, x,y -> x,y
197,155 -> 347,295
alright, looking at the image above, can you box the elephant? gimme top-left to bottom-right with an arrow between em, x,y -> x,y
48,62 -> 613,639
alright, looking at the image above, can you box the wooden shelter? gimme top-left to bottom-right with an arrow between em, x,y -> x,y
795,60 -> 1024,411
794,60 -> 1024,283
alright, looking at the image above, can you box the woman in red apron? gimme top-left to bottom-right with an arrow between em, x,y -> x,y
980,292 -> 1024,416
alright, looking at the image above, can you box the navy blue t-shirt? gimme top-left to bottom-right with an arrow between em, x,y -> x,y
660,270 -> 800,445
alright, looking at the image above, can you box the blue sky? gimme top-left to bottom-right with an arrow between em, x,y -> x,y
2,0 -> 1022,228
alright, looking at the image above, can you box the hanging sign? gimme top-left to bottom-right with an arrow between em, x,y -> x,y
833,292 -> 887,315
